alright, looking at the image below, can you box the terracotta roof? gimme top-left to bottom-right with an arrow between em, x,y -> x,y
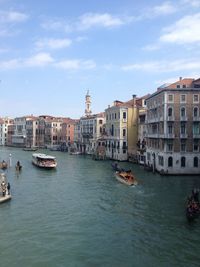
165,78 -> 194,89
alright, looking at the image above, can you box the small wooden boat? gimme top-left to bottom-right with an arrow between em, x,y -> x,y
115,170 -> 138,186
0,161 -> 8,170
0,194 -> 11,203
0,173 -> 11,203
186,189 -> 200,221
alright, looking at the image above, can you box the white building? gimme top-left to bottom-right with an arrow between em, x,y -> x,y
12,117 -> 27,147
0,118 -> 13,146
80,113 -> 105,154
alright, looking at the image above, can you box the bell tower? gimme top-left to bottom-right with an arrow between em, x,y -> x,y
85,90 -> 92,116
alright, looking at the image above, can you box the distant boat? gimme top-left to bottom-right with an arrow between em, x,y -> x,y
115,170 -> 138,186
70,151 -> 82,155
0,161 -> 8,170
23,147 -> 38,151
0,173 -> 11,203
32,153 -> 57,169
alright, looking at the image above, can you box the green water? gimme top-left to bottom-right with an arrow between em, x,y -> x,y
0,147 -> 200,267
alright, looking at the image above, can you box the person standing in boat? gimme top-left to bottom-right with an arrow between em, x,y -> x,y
1,180 -> 6,197
7,182 -> 10,195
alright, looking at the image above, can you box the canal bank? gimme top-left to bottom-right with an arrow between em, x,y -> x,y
0,146 -> 200,267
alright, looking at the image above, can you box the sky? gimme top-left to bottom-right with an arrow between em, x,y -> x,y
0,0 -> 200,119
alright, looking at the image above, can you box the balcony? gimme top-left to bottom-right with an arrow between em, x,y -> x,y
193,116 -> 200,121
180,133 -> 188,139
163,133 -> 175,139
146,133 -> 159,138
180,116 -> 187,121
193,133 -> 200,139
167,116 -> 175,121
82,132 -> 93,138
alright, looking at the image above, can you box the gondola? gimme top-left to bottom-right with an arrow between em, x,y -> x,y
186,189 -> 200,222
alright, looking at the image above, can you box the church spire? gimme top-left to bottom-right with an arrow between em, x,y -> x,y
85,90 -> 92,116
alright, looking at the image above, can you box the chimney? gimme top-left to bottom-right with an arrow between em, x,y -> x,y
179,77 -> 182,81
132,94 -> 137,99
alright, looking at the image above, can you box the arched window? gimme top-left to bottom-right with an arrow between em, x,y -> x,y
168,157 -> 173,167
181,157 -> 186,167
194,157 -> 198,167
193,107 -> 198,117
181,107 -> 186,117
168,107 -> 173,117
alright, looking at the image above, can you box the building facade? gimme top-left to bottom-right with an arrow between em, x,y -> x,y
146,77 -> 200,174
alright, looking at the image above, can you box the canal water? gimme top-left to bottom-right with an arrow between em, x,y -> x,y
0,147 -> 200,267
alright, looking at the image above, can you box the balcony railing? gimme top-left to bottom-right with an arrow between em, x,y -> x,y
180,133 -> 188,138
193,116 -> 200,121
180,116 -> 187,121
167,116 -> 175,121
193,133 -> 200,139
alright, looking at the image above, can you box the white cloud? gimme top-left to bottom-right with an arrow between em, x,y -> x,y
41,19 -> 72,32
55,59 -> 96,70
0,54 -> 96,71
160,13 -> 200,44
78,13 -> 125,30
142,44 -> 161,51
35,38 -> 72,50
42,13 -> 127,33
182,0 -> 200,7
151,1 -> 177,16
121,58 -> 200,73
25,53 -> 54,67
0,59 -> 20,69
0,11 -> 29,23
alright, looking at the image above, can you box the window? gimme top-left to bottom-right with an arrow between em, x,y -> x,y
181,157 -> 186,167
176,85 -> 180,88
158,156 -> 164,166
181,140 -> 186,152
168,107 -> 173,117
123,129 -> 126,137
168,157 -> 173,167
194,157 -> 198,167
123,112 -> 126,119
194,140 -> 199,152
123,141 -> 127,154
193,122 -> 200,135
180,107 -> 186,117
168,94 -> 174,102
183,85 -> 186,88
193,107 -> 199,117
181,122 -> 186,134
111,125 -> 114,136
193,94 -> 199,103
167,140 -> 173,152
168,123 -> 173,134
180,94 -> 186,103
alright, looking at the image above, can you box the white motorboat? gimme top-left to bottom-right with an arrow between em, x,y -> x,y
32,153 -> 57,169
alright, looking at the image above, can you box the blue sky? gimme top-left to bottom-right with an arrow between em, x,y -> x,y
0,0 -> 200,118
